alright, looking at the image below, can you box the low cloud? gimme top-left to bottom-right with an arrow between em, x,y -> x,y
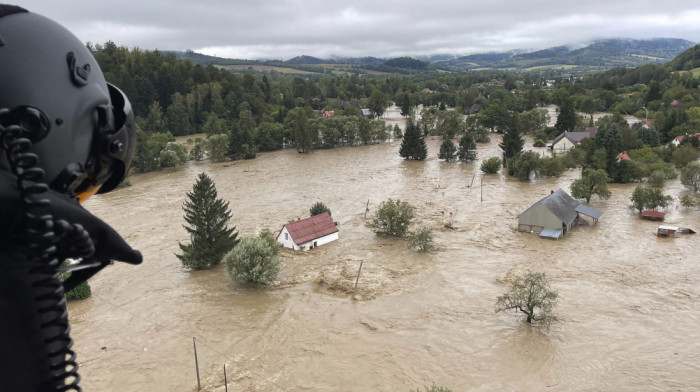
22,0 -> 700,60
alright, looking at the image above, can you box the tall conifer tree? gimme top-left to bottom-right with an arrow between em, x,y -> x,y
177,173 -> 239,270
399,118 -> 428,160
457,133 -> 477,163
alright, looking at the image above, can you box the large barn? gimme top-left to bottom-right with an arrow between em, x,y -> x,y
518,189 -> 601,239
276,212 -> 339,251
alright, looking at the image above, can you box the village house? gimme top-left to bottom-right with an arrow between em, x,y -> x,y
550,128 -> 597,153
671,133 -> 700,147
276,212 -> 338,251
518,189 -> 602,239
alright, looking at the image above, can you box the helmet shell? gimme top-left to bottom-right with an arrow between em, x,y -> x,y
0,7 -> 131,194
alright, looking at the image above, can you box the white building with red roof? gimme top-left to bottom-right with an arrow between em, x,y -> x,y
276,212 -> 338,251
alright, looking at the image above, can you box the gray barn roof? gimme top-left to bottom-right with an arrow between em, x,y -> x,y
575,204 -> 603,220
523,189 -> 581,226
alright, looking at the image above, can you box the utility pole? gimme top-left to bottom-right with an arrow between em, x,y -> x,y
352,261 -> 364,300
193,337 -> 201,391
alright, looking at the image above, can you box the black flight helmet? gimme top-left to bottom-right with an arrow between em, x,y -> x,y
0,5 -> 135,201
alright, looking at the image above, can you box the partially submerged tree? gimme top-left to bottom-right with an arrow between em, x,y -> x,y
495,271 -> 558,325
399,118 -> 428,160
457,133 -> 477,163
177,172 -> 240,270
681,161 -> 700,192
370,198 -> 415,237
480,157 -> 502,174
630,186 -> 673,213
410,384 -> 452,392
438,139 -> 457,162
225,231 -> 281,285
310,201 -> 332,217
408,227 -> 435,251
570,168 -> 611,203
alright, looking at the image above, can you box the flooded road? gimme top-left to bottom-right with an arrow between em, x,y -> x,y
71,108 -> 700,391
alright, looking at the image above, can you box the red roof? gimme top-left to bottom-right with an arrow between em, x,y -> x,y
641,211 -> 665,219
617,152 -> 631,160
283,212 -> 338,244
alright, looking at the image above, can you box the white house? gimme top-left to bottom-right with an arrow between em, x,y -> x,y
276,212 -> 338,251
550,128 -> 597,153
671,133 -> 700,147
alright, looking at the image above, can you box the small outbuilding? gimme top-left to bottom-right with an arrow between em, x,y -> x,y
518,189 -> 602,238
276,212 -> 338,251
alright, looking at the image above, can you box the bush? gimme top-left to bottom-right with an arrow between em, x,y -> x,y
681,161 -> 700,192
115,176 -> 132,189
533,139 -> 546,147
225,232 -> 281,285
540,156 -> 566,177
480,157 -> 502,174
408,227 -> 435,251
370,198 -> 415,237
65,281 -> 92,300
646,162 -> 677,179
189,138 -> 206,161
310,201 -> 332,217
648,170 -> 666,188
671,144 -> 699,168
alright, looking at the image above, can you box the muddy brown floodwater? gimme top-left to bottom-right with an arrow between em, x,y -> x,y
70,107 -> 700,392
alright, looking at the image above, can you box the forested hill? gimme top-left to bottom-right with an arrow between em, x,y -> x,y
666,44 -> 700,71
435,38 -> 695,71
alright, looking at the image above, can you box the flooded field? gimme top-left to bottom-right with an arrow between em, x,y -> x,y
70,108 -> 700,391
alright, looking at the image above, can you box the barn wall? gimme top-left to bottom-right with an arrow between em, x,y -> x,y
552,137 -> 576,153
518,204 -> 564,232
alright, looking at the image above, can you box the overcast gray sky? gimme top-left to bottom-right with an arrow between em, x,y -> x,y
20,1 -> 700,60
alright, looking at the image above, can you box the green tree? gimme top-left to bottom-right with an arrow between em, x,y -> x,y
143,101 -> 166,134
648,170 -> 666,188
189,138 -> 206,161
555,94 -> 577,133
507,151 -> 541,181
159,142 -> 188,168
370,198 -> 415,237
540,156 -> 566,177
393,124 -> 403,139
495,271 -> 558,325
499,122 -> 524,163
399,118 -> 428,160
630,186 -> 673,213
177,173 -> 239,270
165,92 -> 191,136
438,139 -> 457,162
310,201 -> 332,217
225,231 -> 281,285
457,133 -> 477,163
368,89 -> 390,118
400,93 -> 411,117
285,106 -> 316,153
570,168 -> 611,203
480,157 -> 502,174
671,144 -> 700,168
408,227 -> 435,251
681,161 -> 700,192
207,134 -> 229,163
203,112 -> 228,137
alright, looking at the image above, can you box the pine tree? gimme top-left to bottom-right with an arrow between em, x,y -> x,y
399,117 -> 428,160
177,173 -> 239,270
499,118 -> 524,163
400,93 -> 411,117
439,139 -> 457,162
457,133 -> 477,163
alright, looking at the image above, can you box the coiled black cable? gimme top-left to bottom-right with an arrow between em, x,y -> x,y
1,109 -> 82,391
